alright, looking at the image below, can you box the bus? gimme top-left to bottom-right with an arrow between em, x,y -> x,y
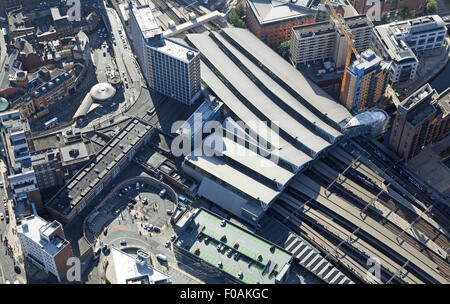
44,117 -> 58,129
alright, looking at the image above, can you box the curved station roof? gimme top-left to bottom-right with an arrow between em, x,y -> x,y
90,82 -> 116,101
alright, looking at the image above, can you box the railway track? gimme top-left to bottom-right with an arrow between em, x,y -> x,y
306,164 -> 450,280
321,152 -> 450,253
289,173 -> 448,283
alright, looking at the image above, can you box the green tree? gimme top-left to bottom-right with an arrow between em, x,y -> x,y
426,0 -> 438,14
226,4 -> 246,28
276,41 -> 291,60
235,2 -> 246,18
400,7 -> 411,20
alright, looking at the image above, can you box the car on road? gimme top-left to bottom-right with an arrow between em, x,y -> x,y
102,244 -> 109,253
120,239 -> 127,246
5,216 -> 9,224
156,254 -> 167,263
14,265 -> 21,274
0,213 -> 3,220
103,227 -> 108,235
159,188 -> 166,197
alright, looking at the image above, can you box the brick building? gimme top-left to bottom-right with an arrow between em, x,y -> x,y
31,70 -> 75,110
389,84 -> 450,161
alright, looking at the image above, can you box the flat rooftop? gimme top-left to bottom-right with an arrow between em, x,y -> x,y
436,87 -> 450,115
18,215 -> 69,257
130,4 -> 162,39
400,83 -> 437,111
111,247 -> 170,284
247,0 -> 316,25
46,119 -> 152,216
150,38 -> 199,63
175,208 -> 292,284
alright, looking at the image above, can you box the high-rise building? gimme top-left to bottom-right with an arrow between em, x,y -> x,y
372,15 -> 447,84
129,3 -> 201,105
388,83 -> 450,161
340,49 -> 389,112
291,15 -> 373,68
17,215 -> 73,282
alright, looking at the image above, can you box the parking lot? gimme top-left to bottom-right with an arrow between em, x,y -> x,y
86,179 -> 176,242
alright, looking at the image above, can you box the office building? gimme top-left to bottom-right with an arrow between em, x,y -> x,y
389,84 -> 450,160
0,110 -> 42,211
340,49 -> 389,112
17,215 -> 73,282
245,0 -> 317,47
31,148 -> 64,190
291,14 -> 373,67
372,15 -> 447,84
129,3 -> 201,105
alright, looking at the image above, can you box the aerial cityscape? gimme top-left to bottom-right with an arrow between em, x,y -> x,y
0,0 -> 449,288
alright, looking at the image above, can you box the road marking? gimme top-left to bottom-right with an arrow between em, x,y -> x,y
111,225 -> 127,232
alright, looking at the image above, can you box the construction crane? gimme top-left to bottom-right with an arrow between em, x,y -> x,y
325,0 -> 359,100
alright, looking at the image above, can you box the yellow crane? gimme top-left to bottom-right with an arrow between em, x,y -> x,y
325,0 -> 359,100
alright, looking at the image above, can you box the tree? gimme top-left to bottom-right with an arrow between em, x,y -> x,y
276,41 -> 291,61
426,0 -> 438,14
235,2 -> 246,18
400,7 -> 411,20
226,4 -> 246,28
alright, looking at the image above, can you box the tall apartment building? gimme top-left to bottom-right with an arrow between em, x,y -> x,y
0,110 -> 42,210
31,148 -> 64,190
17,215 -> 73,282
388,83 -> 450,161
291,15 -> 373,68
348,0 -> 427,19
372,15 -> 447,84
129,3 -> 201,105
340,49 -> 389,112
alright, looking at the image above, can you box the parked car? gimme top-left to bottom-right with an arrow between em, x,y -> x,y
227,249 -> 233,258
0,213 -> 3,220
103,227 -> 108,235
120,239 -> 127,245
159,188 -> 166,197
170,234 -> 176,241
165,241 -> 170,248
167,209 -> 173,215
